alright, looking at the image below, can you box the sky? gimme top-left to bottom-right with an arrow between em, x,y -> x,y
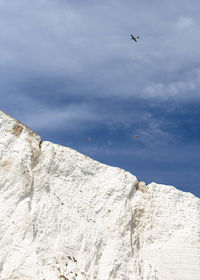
0,0 -> 200,197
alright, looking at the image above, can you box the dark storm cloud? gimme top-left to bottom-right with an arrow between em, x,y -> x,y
1,0 -> 200,103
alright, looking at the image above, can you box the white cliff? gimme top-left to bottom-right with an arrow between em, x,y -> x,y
0,110 -> 200,280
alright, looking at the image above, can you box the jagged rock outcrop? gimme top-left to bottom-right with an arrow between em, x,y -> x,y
0,110 -> 200,280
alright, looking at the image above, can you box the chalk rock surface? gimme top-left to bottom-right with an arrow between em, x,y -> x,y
0,110 -> 200,280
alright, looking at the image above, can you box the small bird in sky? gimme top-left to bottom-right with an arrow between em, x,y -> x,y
131,34 -> 140,42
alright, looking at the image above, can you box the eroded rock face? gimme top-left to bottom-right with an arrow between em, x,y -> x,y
0,110 -> 200,280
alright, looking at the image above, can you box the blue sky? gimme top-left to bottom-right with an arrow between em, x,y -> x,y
1,0 -> 200,197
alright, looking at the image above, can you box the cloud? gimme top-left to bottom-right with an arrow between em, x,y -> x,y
0,0 -> 200,102
176,17 -> 196,29
143,67 -> 200,100
17,103 -> 104,132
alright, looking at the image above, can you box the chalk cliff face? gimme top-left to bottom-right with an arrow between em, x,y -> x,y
0,110 -> 200,280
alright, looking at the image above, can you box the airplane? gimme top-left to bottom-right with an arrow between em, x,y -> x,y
131,34 -> 140,42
